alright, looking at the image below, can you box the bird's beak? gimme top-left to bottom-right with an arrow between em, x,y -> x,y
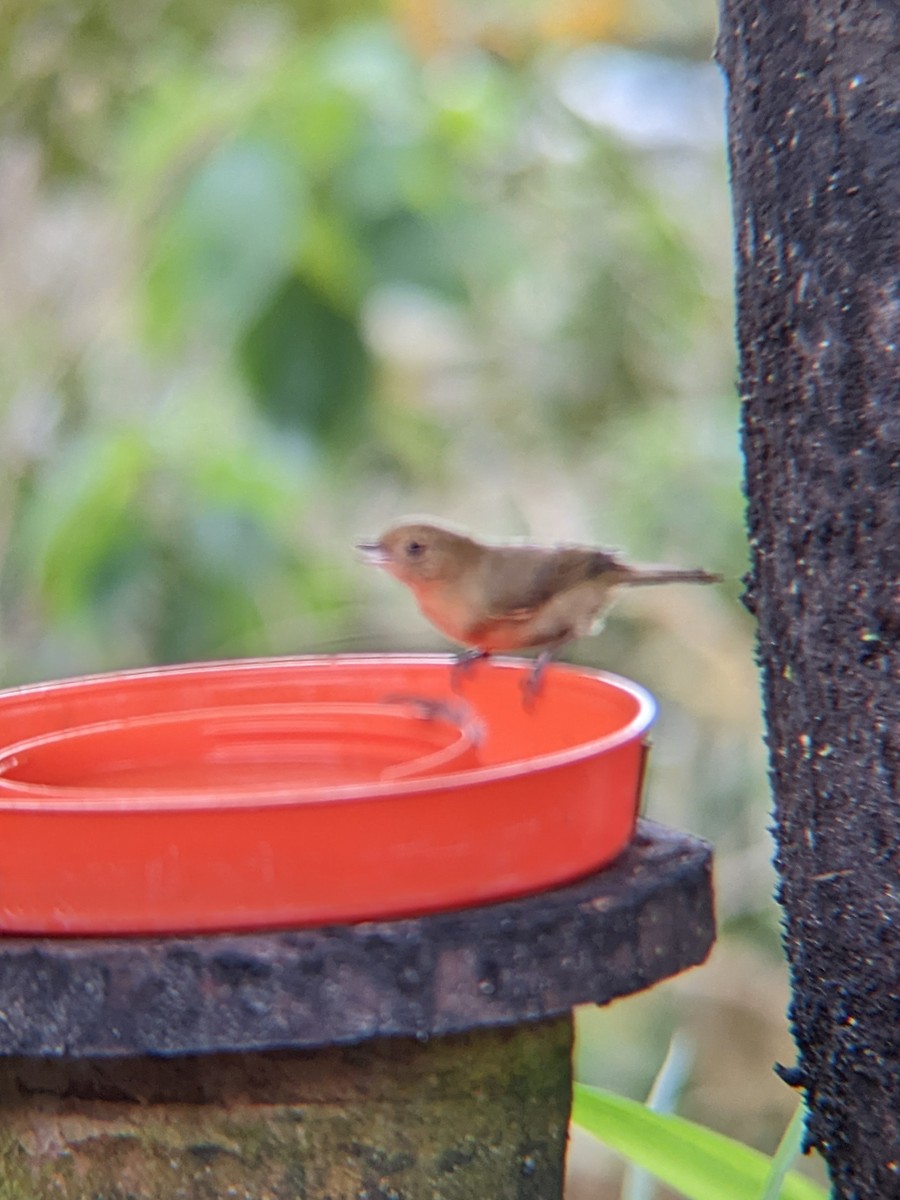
356,540 -> 390,566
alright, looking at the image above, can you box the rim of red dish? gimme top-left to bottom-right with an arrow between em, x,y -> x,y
0,654 -> 655,812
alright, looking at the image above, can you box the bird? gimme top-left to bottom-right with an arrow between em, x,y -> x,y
357,518 -> 722,700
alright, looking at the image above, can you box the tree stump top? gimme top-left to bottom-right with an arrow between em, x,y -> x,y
0,819 -> 713,1058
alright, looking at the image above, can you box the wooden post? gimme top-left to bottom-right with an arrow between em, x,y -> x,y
0,1021 -> 573,1199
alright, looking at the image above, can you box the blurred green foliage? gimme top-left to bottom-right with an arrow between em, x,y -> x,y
0,2 -> 819,1191
1,3 -> 741,676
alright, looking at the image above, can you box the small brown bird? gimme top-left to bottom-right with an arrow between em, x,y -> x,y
357,519 -> 722,698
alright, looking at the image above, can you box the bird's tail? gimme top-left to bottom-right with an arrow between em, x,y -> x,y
623,565 -> 722,587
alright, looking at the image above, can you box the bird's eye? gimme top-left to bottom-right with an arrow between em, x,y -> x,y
406,540 -> 424,558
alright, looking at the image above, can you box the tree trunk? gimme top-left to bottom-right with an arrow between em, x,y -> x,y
716,2 -> 899,1196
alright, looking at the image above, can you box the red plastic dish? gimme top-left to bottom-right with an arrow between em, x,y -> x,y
0,655 -> 654,935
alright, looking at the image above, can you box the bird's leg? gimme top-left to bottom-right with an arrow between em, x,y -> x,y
522,641 -> 567,708
451,647 -> 490,690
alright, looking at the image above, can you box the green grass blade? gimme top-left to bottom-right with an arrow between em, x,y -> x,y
572,1083 -> 827,1200
622,1032 -> 695,1200
758,1103 -> 808,1200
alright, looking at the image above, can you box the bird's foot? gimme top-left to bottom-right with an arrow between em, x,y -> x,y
451,648 -> 490,690
521,650 -> 554,710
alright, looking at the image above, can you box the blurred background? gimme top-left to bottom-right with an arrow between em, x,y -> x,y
0,0 -> 824,1193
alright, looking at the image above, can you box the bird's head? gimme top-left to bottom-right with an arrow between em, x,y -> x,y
356,521 -> 479,587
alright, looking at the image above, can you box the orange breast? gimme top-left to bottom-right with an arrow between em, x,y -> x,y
413,583 -> 478,647
412,584 -> 545,651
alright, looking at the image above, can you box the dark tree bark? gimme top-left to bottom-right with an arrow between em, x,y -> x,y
716,2 -> 899,1196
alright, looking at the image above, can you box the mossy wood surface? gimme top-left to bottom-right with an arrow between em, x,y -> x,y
0,1019 -> 571,1200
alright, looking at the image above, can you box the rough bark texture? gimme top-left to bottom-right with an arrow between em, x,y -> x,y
0,1018 -> 573,1200
717,2 -> 899,1196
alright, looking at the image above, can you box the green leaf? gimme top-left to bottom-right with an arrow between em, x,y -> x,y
143,139 -> 305,348
300,207 -> 368,311
759,1104 -> 809,1200
239,275 -> 370,447
23,432 -> 151,616
367,209 -> 465,298
266,50 -> 361,177
117,67 -> 262,210
572,1084 -> 827,1200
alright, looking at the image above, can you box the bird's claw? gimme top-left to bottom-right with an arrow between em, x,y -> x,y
451,648 -> 490,690
520,652 -> 552,710
520,652 -> 564,705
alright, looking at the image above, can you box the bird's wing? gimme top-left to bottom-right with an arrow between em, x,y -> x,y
480,545 -> 624,619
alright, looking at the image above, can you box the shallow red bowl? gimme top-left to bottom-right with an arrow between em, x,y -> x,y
0,655 -> 654,935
